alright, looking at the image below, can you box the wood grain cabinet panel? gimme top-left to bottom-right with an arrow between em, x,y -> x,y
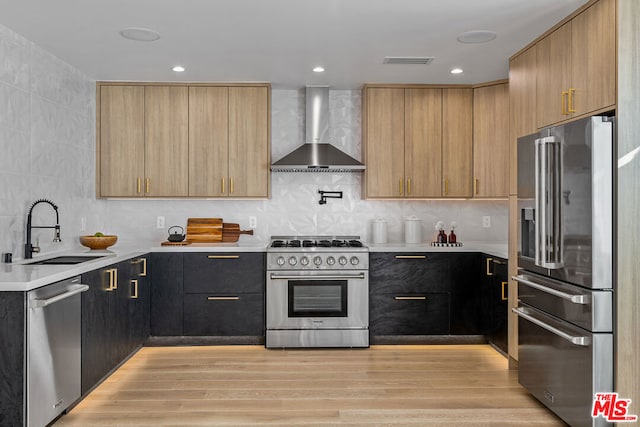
184,293 -> 264,336
370,293 -> 450,336
183,253 -> 264,294
536,24 -> 572,128
0,292 -> 25,426
442,88 -> 473,198
188,87 -> 229,197
473,83 -> 510,198
449,253 -> 482,335
369,252 -> 450,294
99,85 -> 145,197
150,253 -> 184,336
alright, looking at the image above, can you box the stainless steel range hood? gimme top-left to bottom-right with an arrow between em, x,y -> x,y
271,86 -> 365,172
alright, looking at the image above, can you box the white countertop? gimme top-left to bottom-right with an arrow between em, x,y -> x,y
1,240 -> 505,292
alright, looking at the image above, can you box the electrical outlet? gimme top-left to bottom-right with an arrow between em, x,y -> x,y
156,216 -> 165,229
80,217 -> 86,232
482,216 -> 491,228
249,216 -> 257,229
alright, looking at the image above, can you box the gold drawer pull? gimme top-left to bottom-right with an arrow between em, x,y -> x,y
221,178 -> 225,194
486,258 -> 494,276
137,177 -> 141,194
207,255 -> 240,259
407,178 -> 411,195
132,258 -> 147,276
395,255 -> 426,259
145,178 -> 150,193
230,178 -> 234,194
131,279 -> 139,299
501,281 -> 508,301
106,268 -> 118,291
561,91 -> 569,115
395,296 -> 427,300
207,296 -> 240,301
568,88 -> 576,113
444,179 -> 449,195
474,179 -> 479,195
399,179 -> 403,196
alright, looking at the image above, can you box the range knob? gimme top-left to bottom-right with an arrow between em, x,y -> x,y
300,256 -> 310,266
350,256 -> 360,266
313,256 -> 323,266
288,256 -> 298,266
276,256 -> 286,266
326,256 -> 336,266
338,256 -> 348,266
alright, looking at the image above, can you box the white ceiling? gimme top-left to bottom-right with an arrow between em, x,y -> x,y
0,0 -> 588,89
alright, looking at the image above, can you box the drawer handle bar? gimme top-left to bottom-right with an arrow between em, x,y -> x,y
270,273 -> 365,280
394,296 -> 426,300
131,280 -> 139,299
132,258 -> 147,276
207,296 -> 240,301
512,307 -> 591,346
512,275 -> 590,305
394,255 -> 426,259
207,255 -> 240,259
31,284 -> 89,308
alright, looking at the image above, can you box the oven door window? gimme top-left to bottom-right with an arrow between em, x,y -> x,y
288,280 -> 348,317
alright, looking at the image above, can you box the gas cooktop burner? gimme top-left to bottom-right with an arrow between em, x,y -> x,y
270,237 -> 364,249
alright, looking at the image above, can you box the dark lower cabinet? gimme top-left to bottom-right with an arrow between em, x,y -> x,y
184,293 -> 264,336
0,292 -> 26,427
482,255 -> 509,354
150,253 -> 184,336
370,293 -> 450,335
450,253 -> 482,335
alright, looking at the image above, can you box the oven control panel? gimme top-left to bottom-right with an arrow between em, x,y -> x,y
267,252 -> 368,270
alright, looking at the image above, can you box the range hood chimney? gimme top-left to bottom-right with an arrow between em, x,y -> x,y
271,86 -> 365,172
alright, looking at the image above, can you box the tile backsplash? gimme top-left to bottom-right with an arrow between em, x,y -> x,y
1,23 -> 506,258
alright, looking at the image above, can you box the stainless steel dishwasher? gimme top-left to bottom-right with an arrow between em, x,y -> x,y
27,275 -> 88,427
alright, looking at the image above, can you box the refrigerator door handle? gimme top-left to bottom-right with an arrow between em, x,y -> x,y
512,307 -> 591,346
512,275 -> 590,305
535,136 -> 563,269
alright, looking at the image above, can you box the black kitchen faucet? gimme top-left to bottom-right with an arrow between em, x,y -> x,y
24,199 -> 61,259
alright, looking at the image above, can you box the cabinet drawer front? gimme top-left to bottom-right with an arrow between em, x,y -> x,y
184,253 -> 265,293
370,293 -> 450,335
369,253 -> 450,294
183,293 -> 264,336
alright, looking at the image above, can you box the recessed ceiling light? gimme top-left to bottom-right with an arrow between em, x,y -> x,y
119,27 -> 161,42
172,66 -> 185,73
457,30 -> 497,44
313,66 -> 325,73
451,68 -> 463,74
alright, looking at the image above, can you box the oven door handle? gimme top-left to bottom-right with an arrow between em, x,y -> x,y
269,273 -> 366,280
513,275 -> 590,305
512,307 -> 591,346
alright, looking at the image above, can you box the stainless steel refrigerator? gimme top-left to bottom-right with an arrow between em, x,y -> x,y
514,115 -> 615,427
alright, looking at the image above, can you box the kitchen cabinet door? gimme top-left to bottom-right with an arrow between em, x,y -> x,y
473,83 -> 509,198
570,0 -> 616,116
536,24 -> 572,128
188,87 -> 229,197
405,88 -> 442,197
450,253 -> 482,335
150,253 -> 184,336
370,293 -> 450,336
99,85 -> 145,197
481,255 -> 508,355
369,252 -> 450,294
442,88 -> 473,198
184,293 -> 264,336
363,87 -> 405,198
183,253 -> 264,294
144,86 -> 189,197
0,292 -> 25,426
128,256 -> 150,349
228,86 -> 270,197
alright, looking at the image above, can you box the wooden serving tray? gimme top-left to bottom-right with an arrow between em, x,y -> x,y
186,218 -> 223,242
161,241 -> 192,246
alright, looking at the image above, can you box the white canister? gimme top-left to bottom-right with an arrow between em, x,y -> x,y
371,218 -> 388,244
404,215 -> 422,244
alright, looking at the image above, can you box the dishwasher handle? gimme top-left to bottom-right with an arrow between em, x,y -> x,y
30,284 -> 89,308
512,307 -> 591,347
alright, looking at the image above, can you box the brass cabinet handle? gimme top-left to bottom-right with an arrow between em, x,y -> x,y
399,179 -> 403,196
501,281 -> 508,301
106,268 -> 118,290
221,178 -> 225,194
131,279 -> 139,299
395,296 -> 427,300
145,178 -> 150,193
444,179 -> 449,195
561,91 -> 569,115
137,177 -> 141,194
395,255 -> 426,259
474,179 -> 479,195
486,258 -> 494,276
568,88 -> 576,113
407,178 -> 411,195
207,255 -> 240,259
207,296 -> 240,301
132,258 -> 147,276
230,178 -> 234,194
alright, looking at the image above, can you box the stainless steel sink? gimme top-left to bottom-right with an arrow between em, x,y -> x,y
26,255 -> 106,265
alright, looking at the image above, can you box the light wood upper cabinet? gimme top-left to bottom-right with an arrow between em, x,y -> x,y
442,88 -> 473,198
536,0 -> 616,128
405,88 -> 442,198
99,85 -> 144,197
473,83 -> 509,198
188,87 -> 229,197
228,86 -> 270,198
363,88 -> 405,198
144,86 -> 189,197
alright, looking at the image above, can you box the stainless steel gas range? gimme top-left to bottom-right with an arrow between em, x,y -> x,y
265,236 -> 369,348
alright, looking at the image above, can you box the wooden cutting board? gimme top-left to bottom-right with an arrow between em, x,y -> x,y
222,222 -> 254,242
186,218 -> 223,242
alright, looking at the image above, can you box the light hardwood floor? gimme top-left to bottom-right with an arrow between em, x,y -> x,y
55,345 -> 565,426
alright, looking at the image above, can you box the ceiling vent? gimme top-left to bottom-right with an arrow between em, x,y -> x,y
383,56 -> 435,65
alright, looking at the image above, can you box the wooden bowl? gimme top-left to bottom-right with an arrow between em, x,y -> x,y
79,235 -> 118,250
